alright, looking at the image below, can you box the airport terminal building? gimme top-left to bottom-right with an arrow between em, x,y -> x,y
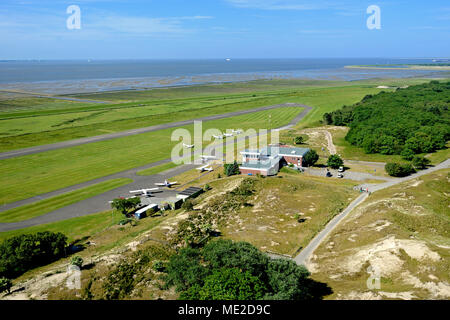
239,145 -> 310,176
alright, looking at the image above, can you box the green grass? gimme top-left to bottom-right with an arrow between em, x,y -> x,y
0,210 -> 123,243
0,107 -> 300,205
136,162 -> 179,176
0,178 -> 133,223
0,78 -> 432,152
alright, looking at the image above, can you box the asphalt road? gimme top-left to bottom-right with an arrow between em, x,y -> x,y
0,103 -> 311,231
294,158 -> 450,267
0,103 -> 311,160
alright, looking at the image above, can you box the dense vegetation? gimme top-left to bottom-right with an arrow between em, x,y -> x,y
0,231 -> 67,279
323,81 -> 450,158
164,239 -> 331,300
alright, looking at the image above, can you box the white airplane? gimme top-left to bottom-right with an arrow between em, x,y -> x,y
155,180 -> 178,188
129,187 -> 160,197
201,155 -> 217,160
223,133 -> 234,137
213,134 -> 223,139
196,165 -> 213,172
232,129 -> 243,134
183,143 -> 194,148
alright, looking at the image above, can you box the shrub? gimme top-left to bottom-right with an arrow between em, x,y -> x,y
294,136 -> 304,145
385,163 -> 416,177
224,161 -> 240,177
412,156 -> 431,170
71,256 -> 83,268
0,277 -> 12,294
203,184 -> 211,191
182,199 -> 195,211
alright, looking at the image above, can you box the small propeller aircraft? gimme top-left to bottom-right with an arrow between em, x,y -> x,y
155,180 -> 178,188
196,165 -> 213,172
201,155 -> 217,160
232,129 -> 243,134
223,132 -> 234,137
129,187 -> 160,197
183,143 -> 194,148
212,134 -> 223,139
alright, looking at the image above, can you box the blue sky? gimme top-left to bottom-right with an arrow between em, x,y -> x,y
0,0 -> 449,59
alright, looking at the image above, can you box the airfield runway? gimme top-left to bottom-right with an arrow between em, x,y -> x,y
0,103 -> 311,160
0,103 -> 311,231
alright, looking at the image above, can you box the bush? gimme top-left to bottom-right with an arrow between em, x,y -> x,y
152,260 -> 166,272
203,184 -> 211,191
224,161 -> 240,177
182,199 -> 195,211
294,136 -> 304,145
327,155 -> 344,169
0,277 -> 12,294
71,256 -> 83,268
412,156 -> 431,170
0,231 -> 67,279
111,197 -> 141,217
385,163 -> 416,177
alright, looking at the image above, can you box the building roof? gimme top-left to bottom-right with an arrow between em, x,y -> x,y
177,187 -> 203,197
241,146 -> 310,158
239,156 -> 281,170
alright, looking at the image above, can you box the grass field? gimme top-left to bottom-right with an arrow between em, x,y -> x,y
0,78 -> 433,152
0,107 -> 301,205
136,162 -> 179,176
0,178 -> 133,223
310,169 -> 450,299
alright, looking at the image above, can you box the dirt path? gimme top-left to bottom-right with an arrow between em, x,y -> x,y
323,130 -> 337,155
294,158 -> 450,267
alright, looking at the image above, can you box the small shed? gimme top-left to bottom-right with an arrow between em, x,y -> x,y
176,187 -> 203,201
134,204 -> 158,220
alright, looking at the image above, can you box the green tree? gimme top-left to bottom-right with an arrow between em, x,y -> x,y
0,277 -> 12,294
327,154 -> 344,169
412,156 -> 431,170
0,231 -> 67,279
183,267 -> 266,300
294,136 -> 304,145
224,161 -> 240,177
165,247 -> 208,292
302,150 -> 319,167
401,148 -> 415,161
111,197 -> 141,216
385,163 -> 415,177
71,256 -> 83,268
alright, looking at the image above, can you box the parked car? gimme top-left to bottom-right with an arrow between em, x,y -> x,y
337,173 -> 344,178
338,166 -> 345,172
326,171 -> 332,177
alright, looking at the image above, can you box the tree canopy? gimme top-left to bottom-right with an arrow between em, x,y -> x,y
164,239 -> 332,300
323,81 -> 450,157
0,232 -> 67,279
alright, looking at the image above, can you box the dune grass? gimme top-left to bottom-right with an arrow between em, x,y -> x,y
0,178 -> 133,223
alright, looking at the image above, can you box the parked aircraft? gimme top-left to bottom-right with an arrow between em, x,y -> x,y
232,129 -> 243,134
196,165 -> 213,172
212,134 -> 223,139
223,133 -> 234,137
183,143 -> 194,148
155,180 -> 178,188
129,188 -> 160,197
